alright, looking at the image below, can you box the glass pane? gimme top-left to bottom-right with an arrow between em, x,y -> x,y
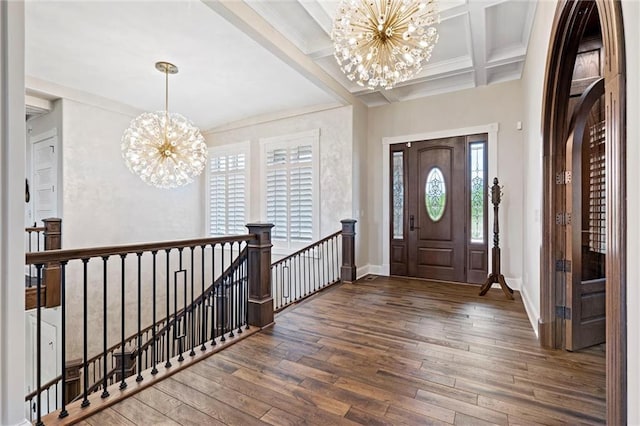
470,142 -> 485,243
392,152 -> 404,239
425,167 -> 446,222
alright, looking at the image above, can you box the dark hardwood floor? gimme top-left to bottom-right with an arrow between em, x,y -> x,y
80,276 -> 606,425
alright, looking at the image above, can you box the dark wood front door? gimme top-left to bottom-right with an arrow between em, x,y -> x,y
390,135 -> 488,283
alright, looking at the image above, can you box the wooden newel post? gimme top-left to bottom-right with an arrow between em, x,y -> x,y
246,223 -> 275,328
43,218 -> 62,307
340,219 -> 357,283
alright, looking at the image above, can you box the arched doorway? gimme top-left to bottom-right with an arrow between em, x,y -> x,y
541,1 -> 626,424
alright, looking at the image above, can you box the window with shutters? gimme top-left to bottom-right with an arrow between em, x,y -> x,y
207,143 -> 249,236
260,129 -> 319,251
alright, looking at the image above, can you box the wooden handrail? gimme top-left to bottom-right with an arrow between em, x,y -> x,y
271,230 -> 341,269
25,234 -> 255,264
25,226 -> 46,233
25,374 -> 62,402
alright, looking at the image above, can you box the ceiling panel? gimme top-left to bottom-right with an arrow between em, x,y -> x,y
25,0 -> 337,130
485,0 -> 534,62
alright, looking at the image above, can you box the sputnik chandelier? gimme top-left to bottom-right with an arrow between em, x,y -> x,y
331,0 -> 440,90
122,61 -> 207,189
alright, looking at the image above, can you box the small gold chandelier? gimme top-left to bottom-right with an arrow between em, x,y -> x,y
332,0 -> 440,90
121,62 -> 207,189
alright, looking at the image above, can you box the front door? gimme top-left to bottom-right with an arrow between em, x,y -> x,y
390,135 -> 488,283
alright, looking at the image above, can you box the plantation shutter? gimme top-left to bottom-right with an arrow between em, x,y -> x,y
265,143 -> 314,243
209,152 -> 246,236
290,145 -> 313,242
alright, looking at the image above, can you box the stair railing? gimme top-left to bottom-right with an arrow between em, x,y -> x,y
25,232 -> 257,425
271,219 -> 357,312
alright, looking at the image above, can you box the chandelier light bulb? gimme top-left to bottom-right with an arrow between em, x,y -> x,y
331,0 -> 440,90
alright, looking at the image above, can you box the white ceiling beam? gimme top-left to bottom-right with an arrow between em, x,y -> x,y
25,95 -> 51,112
308,45 -> 335,60
297,0 -> 333,36
467,1 -> 488,86
202,0 -> 362,107
377,89 -> 400,103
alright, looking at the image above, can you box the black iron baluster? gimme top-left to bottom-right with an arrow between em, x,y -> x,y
237,243 -> 243,334
333,236 -> 338,281
81,258 -> 91,407
165,249 -> 171,368
313,246 -> 317,292
229,242 -> 236,338
151,251 -> 158,375
176,248 -> 185,362
201,245 -> 207,351
58,260 -> 69,418
101,256 -> 110,398
35,263 -> 43,426
220,242 -> 226,342
136,252 -> 143,382
209,243 -> 216,346
119,254 -> 127,390
308,247 -> 312,297
244,250 -> 250,330
190,246 -> 196,356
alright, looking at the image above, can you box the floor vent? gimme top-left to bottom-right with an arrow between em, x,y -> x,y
364,275 -> 379,281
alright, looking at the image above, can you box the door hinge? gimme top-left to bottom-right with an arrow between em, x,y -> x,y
556,305 -> 571,319
555,171 -> 572,184
555,259 -> 572,272
555,212 -> 572,225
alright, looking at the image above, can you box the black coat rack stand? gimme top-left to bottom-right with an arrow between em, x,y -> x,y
479,177 -> 513,300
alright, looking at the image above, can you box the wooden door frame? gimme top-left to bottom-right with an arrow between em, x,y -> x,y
381,123 -> 498,276
540,1 -> 626,424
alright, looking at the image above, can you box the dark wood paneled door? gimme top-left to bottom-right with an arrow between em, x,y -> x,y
389,136 -> 487,283
564,78 -> 606,351
407,137 -> 465,281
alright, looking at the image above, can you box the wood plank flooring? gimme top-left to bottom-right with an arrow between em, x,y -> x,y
88,276 -> 606,425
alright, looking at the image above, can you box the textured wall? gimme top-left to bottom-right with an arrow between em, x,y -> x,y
367,80 -> 525,286
60,98 -> 204,358
519,0 -> 556,330
206,106 -> 354,247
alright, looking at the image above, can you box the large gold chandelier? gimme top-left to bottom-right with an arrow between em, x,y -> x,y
332,0 -> 439,90
122,62 -> 207,189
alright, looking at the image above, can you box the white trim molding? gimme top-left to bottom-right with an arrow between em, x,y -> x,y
381,123 -> 499,276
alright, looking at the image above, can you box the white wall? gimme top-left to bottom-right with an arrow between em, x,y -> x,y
521,1 -> 640,422
0,1 -> 29,424
205,105 -> 354,244
352,102 -> 369,273
61,98 -> 203,247
366,80 -> 525,288
519,0 -> 556,335
57,98 -> 205,358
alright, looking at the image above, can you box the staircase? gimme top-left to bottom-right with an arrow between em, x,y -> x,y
24,220 -> 356,425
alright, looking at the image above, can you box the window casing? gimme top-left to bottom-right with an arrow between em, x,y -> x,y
260,129 -> 320,252
207,143 -> 249,236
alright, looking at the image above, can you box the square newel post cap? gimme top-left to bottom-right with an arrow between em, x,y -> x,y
246,223 -> 274,244
341,219 -> 357,234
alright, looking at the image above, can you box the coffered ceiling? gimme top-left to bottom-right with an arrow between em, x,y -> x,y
25,0 -> 536,130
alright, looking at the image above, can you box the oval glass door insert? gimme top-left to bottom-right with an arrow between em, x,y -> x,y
425,167 -> 446,221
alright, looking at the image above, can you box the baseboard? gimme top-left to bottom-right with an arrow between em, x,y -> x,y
356,264 -> 385,279
520,282 -> 540,337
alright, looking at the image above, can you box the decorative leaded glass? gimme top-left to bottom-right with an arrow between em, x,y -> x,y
470,143 -> 485,243
392,152 -> 404,239
425,167 -> 446,221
